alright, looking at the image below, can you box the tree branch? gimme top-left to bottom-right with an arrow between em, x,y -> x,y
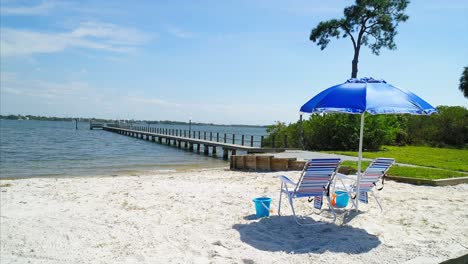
342,24 -> 357,50
364,30 -> 379,41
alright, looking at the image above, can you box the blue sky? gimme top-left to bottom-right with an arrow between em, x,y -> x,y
1,0 -> 467,125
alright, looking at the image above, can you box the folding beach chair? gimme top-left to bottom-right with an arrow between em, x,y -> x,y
278,158 -> 341,225
338,158 -> 395,212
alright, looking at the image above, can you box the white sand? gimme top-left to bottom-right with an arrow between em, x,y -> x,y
1,168 -> 467,264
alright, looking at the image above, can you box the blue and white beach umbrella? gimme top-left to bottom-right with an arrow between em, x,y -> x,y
300,77 -> 437,210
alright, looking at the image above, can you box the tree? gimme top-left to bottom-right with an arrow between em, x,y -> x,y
310,0 -> 410,78
459,67 -> 468,99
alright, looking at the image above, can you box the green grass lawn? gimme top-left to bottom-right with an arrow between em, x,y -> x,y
332,146 -> 468,172
341,161 -> 467,180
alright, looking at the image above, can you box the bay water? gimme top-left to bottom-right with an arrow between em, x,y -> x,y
0,120 -> 267,178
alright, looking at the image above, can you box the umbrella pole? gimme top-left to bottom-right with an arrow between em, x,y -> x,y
355,113 -> 365,211
299,114 -> 304,150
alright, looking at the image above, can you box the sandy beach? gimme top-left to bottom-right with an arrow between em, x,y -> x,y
1,168 -> 467,264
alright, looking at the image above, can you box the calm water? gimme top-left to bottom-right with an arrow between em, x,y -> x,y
0,120 -> 266,178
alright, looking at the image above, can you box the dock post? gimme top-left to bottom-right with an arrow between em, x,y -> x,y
210,132 -> 212,141
198,131 -> 201,139
196,144 -> 200,154
232,134 -> 235,144
212,146 -> 217,156
217,133 -> 219,142
241,135 -> 244,146
231,149 -> 237,156
204,145 -> 209,155
189,143 -> 194,151
158,137 -> 162,143
223,148 -> 228,160
178,140 -> 181,148
224,134 -> 227,143
204,132 -> 206,140
261,136 -> 264,147
251,136 -> 254,147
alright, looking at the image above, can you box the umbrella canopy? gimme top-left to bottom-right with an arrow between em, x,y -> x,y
300,77 -> 437,115
300,77 -> 437,210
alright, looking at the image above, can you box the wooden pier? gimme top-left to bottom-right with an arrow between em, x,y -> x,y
89,120 -> 105,130
103,124 -> 286,160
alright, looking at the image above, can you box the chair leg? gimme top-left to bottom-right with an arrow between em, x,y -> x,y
326,195 -> 337,224
289,196 -> 332,226
371,191 -> 383,212
287,196 -> 305,226
278,184 -> 283,216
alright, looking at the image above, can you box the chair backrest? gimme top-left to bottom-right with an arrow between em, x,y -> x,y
294,158 -> 341,197
359,158 -> 395,191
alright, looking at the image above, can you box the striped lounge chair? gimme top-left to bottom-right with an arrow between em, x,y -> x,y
278,158 -> 341,225
350,158 -> 395,211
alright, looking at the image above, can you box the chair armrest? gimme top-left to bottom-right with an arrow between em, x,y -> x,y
279,175 -> 297,186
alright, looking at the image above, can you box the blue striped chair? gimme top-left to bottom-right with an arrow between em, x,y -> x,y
278,158 -> 341,225
352,158 -> 395,211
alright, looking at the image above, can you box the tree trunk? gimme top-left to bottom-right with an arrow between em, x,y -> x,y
351,47 -> 360,78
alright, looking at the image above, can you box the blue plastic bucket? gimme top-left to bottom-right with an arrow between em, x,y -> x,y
252,197 -> 272,218
334,191 -> 349,208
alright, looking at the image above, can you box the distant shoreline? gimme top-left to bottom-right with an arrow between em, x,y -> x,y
0,115 -> 268,128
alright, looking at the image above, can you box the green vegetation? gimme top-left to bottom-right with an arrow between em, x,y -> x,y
310,0 -> 409,78
264,106 -> 468,150
334,146 -> 468,172
460,66 -> 468,98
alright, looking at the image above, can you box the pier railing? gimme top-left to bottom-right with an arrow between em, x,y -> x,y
108,124 -> 272,148
103,124 -> 288,160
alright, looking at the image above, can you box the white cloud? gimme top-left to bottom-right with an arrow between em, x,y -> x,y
127,96 -> 182,108
0,1 -> 56,15
0,72 -> 292,124
0,71 -> 92,98
0,22 -> 152,56
166,26 -> 195,39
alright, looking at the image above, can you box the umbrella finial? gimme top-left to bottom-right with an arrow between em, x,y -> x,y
346,77 -> 386,84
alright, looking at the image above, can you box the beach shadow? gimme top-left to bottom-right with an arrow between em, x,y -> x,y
232,215 -> 380,254
341,210 -> 365,225
243,214 -> 259,221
